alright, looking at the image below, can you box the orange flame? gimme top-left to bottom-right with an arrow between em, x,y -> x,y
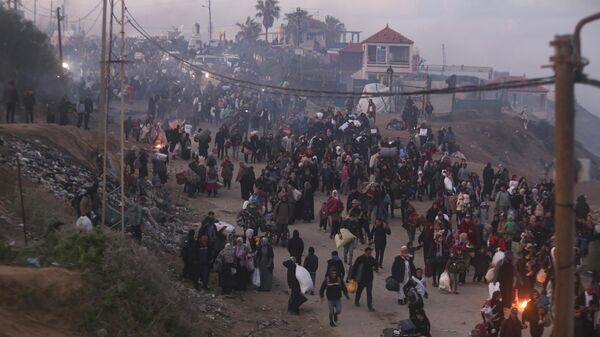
518,300 -> 528,311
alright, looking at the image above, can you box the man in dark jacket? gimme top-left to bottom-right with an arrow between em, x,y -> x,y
303,247 -> 318,295
3,80 -> 18,123
352,247 -> 377,311
574,305 -> 595,337
283,257 -> 307,314
22,89 -> 35,123
319,269 -> 350,327
482,163 -> 494,200
83,94 -> 94,129
288,230 -> 305,265
499,308 -> 525,337
392,246 -> 417,305
215,127 -> 226,160
325,251 -> 345,279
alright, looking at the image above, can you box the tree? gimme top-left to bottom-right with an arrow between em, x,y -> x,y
324,16 -> 345,48
235,17 -> 262,43
0,7 -> 66,99
255,0 -> 280,43
284,8 -> 311,47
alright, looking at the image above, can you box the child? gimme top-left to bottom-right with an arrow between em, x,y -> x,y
319,203 -> 328,231
412,267 -> 428,299
304,247 -> 319,295
319,269 -> 350,327
471,246 -> 491,282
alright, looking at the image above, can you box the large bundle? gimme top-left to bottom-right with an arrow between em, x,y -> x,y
197,129 -> 211,143
380,147 -> 398,158
334,228 -> 356,249
295,264 -> 314,294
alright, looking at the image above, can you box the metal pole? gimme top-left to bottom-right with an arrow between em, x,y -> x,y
550,34 -> 575,337
34,0 -> 36,24
16,154 -> 27,246
56,7 -> 63,64
99,0 -> 108,226
118,0 -> 126,235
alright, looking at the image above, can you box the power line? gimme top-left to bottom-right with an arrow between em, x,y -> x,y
125,7 -> 557,99
78,0 -> 102,21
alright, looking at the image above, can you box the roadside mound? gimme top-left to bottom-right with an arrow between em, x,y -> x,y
0,266 -> 86,337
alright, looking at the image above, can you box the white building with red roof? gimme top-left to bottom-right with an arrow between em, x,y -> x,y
358,24 -> 415,80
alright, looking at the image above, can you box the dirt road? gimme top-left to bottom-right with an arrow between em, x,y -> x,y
165,121 -> 488,337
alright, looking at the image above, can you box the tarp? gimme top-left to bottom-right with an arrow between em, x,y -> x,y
357,83 -> 392,114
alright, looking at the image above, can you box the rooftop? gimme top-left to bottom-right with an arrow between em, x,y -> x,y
488,76 -> 549,93
339,43 -> 363,53
362,25 -> 414,45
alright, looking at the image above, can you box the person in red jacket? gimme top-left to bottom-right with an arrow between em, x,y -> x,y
459,214 -> 479,248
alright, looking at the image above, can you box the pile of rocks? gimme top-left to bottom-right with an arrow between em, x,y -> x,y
1,136 -> 189,253
2,137 -> 99,201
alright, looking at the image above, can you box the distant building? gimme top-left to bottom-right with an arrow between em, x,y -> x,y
420,64 -> 494,81
484,75 -> 549,116
358,25 -> 414,81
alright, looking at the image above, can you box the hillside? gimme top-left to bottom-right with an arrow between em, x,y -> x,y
423,111 -> 600,180
546,101 -> 600,157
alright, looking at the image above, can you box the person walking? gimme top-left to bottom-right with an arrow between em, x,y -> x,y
273,194 -> 290,246
319,269 -> 350,327
256,237 -> 274,291
283,257 -> 307,314
325,251 -> 345,280
83,94 -> 93,129
352,247 -> 377,311
22,89 -> 35,123
391,246 -> 416,304
288,230 -> 305,265
3,80 -> 18,123
303,247 -> 319,295
371,218 -> 391,268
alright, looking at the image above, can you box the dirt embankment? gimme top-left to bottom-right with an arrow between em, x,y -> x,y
0,266 -> 86,337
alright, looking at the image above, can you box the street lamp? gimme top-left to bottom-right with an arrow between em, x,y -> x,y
201,0 -> 213,42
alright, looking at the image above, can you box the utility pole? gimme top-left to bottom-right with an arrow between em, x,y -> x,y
550,34 -> 575,337
118,0 -> 126,235
101,0 -> 115,227
56,7 -> 63,64
34,0 -> 37,24
99,0 -> 108,227
208,0 -> 212,41
16,154 -> 27,246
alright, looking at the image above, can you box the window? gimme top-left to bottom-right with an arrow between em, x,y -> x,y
389,46 -> 410,64
367,45 -> 386,63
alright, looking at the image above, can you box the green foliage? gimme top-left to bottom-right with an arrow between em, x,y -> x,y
255,0 -> 281,42
0,7 -> 66,98
4,231 -> 198,337
236,17 -> 263,43
284,8 -> 311,46
324,16 -> 345,47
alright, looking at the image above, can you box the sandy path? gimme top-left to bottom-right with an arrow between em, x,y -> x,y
165,121 -> 488,337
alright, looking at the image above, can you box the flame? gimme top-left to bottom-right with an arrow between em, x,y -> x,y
153,143 -> 163,149
518,300 -> 529,311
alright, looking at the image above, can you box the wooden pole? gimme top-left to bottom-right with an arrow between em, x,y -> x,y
99,0 -> 108,226
16,154 -> 28,246
118,0 -> 126,235
550,34 -> 575,337
56,7 -> 63,64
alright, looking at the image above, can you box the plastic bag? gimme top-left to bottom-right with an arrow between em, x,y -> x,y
485,267 -> 496,283
335,228 -> 356,249
292,189 -> 302,201
488,282 -> 500,299
439,271 -> 451,292
347,279 -> 357,294
252,269 -> 261,287
385,276 -> 400,292
295,265 -> 314,294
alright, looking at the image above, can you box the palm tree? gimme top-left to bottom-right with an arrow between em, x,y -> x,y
255,0 -> 280,42
235,17 -> 262,43
324,16 -> 345,48
284,7 -> 311,47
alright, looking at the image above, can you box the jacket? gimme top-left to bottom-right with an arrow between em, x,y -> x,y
319,276 -> 348,301
392,256 -> 416,282
351,255 -> 377,284
287,231 -> 304,257
372,225 -> 391,245
303,253 -> 318,273
326,257 -> 345,278
273,201 -> 290,225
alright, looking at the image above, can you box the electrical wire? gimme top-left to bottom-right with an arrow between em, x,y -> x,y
125,7 -> 556,98
84,3 -> 103,35
578,77 -> 600,89
79,0 -> 103,21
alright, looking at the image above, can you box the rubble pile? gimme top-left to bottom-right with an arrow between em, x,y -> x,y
0,136 -> 189,253
2,137 -> 100,201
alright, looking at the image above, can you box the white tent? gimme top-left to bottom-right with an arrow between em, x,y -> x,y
357,83 -> 392,114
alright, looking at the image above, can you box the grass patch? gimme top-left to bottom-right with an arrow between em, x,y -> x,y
3,230 -> 199,337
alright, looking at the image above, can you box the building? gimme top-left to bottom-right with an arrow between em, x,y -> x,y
484,76 -> 549,116
359,25 -> 414,81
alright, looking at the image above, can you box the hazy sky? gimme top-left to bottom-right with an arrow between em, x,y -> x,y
24,0 -> 600,115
